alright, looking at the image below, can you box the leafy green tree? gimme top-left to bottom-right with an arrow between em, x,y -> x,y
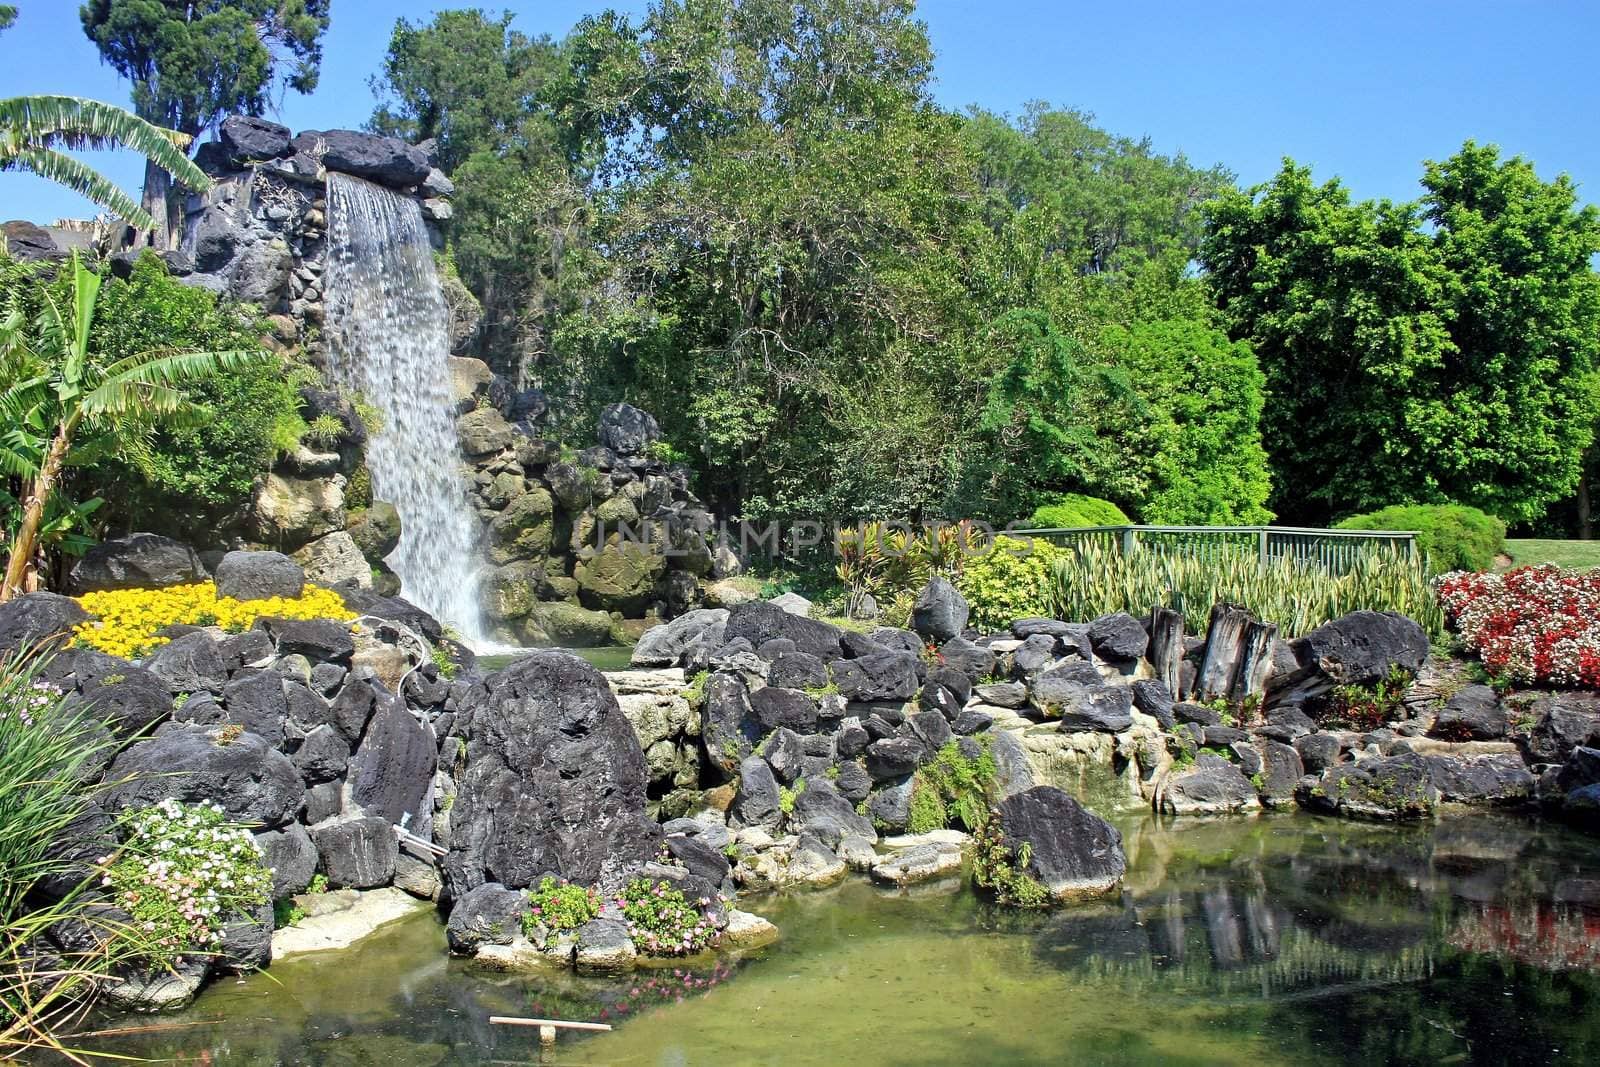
0,6 -> 16,34
1203,149 -> 1600,525
79,0 -> 331,244
0,95 -> 209,230
0,254 -> 263,600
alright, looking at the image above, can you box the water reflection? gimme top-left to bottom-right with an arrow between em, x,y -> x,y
77,813 -> 1600,1066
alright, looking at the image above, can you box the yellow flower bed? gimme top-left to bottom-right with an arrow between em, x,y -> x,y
72,581 -> 355,659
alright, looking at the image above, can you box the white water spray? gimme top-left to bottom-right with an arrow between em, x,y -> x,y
323,173 -> 486,644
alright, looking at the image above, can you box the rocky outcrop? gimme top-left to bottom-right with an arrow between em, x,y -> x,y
443,652 -> 660,897
67,533 -> 205,594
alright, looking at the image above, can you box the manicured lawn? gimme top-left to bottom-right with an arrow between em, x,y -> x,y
1503,538 -> 1600,571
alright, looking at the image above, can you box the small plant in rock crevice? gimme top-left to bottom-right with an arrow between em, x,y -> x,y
1326,665 -> 1413,730
907,739 -> 997,834
617,879 -> 719,956
971,815 -> 1049,909
683,670 -> 709,707
522,876 -> 601,938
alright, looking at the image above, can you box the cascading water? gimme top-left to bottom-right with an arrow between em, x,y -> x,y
322,173 -> 486,645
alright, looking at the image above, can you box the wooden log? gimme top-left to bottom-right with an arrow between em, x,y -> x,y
489,1017 -> 613,1033
1195,604 -> 1253,704
1227,619 -> 1279,706
1147,607 -> 1185,699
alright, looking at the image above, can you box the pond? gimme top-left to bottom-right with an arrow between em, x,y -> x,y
478,644 -> 636,674
84,812 -> 1600,1065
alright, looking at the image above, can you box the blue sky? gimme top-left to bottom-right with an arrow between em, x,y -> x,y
3,1 -> 1596,223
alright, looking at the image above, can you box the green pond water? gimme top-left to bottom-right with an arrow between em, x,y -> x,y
84,812 -> 1600,1065
478,645 -> 636,673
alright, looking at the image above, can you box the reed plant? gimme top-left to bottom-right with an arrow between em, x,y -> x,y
1044,541 -> 1442,638
0,645 -> 151,1063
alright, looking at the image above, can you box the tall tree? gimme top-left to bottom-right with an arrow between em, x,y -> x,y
1202,149 -> 1600,525
79,0 -> 330,245
0,6 -> 16,34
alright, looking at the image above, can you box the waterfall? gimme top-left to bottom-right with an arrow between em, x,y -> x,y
323,173 -> 486,645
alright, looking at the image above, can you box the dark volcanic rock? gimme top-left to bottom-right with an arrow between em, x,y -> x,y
1298,752 -> 1439,820
348,693 -> 436,827
315,129 -> 431,186
69,667 -> 174,739
220,669 -> 289,748
220,115 -> 292,162
106,725 -> 302,828
144,631 -> 227,695
309,815 -> 398,889
749,686 -> 821,732
1130,679 -> 1175,728
830,650 -> 919,702
865,737 -> 923,780
597,403 -> 661,456
789,779 -> 876,847
700,672 -> 763,776
0,592 -> 88,653
1431,685 -> 1506,741
910,577 -> 968,642
1160,755 -> 1260,815
445,883 -> 527,954
1425,753 -> 1535,806
443,652 -> 659,896
724,601 -> 843,660
938,636 -> 994,680
730,755 -> 782,830
254,823 -> 318,899
1294,732 -> 1341,774
1088,613 -> 1148,662
991,787 -> 1125,898
1267,611 -> 1429,711
767,651 -> 829,690
273,618 -> 354,663
214,550 -> 305,602
631,608 -> 728,668
67,533 -> 204,594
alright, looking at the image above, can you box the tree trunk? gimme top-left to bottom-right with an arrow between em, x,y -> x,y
1579,444 -> 1594,541
0,423 -> 70,603
139,157 -> 179,250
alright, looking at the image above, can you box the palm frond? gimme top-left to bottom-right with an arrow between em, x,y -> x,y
2,148 -> 153,230
81,349 -> 262,416
0,96 -> 208,191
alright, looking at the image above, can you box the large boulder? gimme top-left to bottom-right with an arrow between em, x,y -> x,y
144,631 -> 227,695
457,407 -> 515,457
0,592 -> 88,653
3,219 -> 64,262
1297,752 -> 1439,820
1030,662 -> 1132,732
254,823 -> 318,899
443,652 -> 659,897
632,609 -> 730,668
445,883 -> 527,954
292,531 -> 371,589
312,129 -> 431,187
1430,685 -> 1506,741
67,533 -> 204,594
700,672 -> 763,776
346,502 -> 402,561
1424,754 -> 1536,806
308,815 -> 398,889
729,755 -> 782,831
724,601 -> 843,661
597,403 -> 661,457
214,550 -> 306,602
220,115 -> 291,163
105,725 -> 302,828
1088,613 -> 1148,662
1515,691 -> 1600,764
574,542 -> 665,615
1267,611 -> 1429,711
250,473 -> 345,547
910,577 -> 968,642
1160,756 -> 1261,815
990,786 -> 1125,899
830,650 -> 919,703
347,694 -> 436,828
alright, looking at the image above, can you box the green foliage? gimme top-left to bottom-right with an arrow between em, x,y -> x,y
0,6 -> 14,34
105,799 -> 272,970
69,253 -> 297,538
971,817 -> 1049,909
683,670 -> 709,707
306,873 -> 328,895
1045,540 -> 1442,638
1029,494 -> 1131,529
0,94 -> 210,229
429,642 -> 458,681
778,777 -> 805,817
522,876 -> 600,938
956,536 -> 1066,632
1336,504 -> 1506,574
907,739 -> 997,834
1327,665 -> 1414,730
1202,147 -> 1600,525
618,878 -> 719,956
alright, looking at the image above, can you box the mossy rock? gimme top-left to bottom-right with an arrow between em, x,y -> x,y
533,601 -> 619,647
487,487 -> 554,562
345,500 -> 401,560
484,561 -> 546,621
574,541 -> 666,616
595,492 -> 640,529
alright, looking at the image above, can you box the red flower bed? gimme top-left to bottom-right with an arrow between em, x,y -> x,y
1436,565 -> 1600,689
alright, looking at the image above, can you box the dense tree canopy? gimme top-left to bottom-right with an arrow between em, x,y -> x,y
1202,147 -> 1600,525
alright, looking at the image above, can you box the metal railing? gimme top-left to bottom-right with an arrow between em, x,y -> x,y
1005,525 -> 1419,573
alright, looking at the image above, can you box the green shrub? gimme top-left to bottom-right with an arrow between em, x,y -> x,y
908,739 -> 997,833
956,535 -> 1065,631
618,878 -> 719,956
1045,540 -> 1442,638
1335,504 -> 1506,574
1028,493 -> 1132,529
77,254 -> 305,538
105,799 -> 272,969
523,876 -> 601,937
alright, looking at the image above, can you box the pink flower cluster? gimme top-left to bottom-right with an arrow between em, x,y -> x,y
5,680 -> 60,728
617,878 -> 721,956
1437,565 -> 1600,689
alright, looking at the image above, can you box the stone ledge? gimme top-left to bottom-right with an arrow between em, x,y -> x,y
272,886 -> 430,958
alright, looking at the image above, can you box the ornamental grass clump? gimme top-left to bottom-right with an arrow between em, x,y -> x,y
102,799 -> 272,970
523,876 -> 601,938
0,646 -> 150,1059
1437,565 -> 1600,689
1045,540 -> 1441,638
72,581 -> 355,658
617,879 -> 719,957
